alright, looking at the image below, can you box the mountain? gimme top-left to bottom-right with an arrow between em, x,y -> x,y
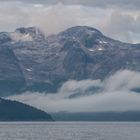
0,98 -> 52,121
0,26 -> 140,96
51,111 -> 140,121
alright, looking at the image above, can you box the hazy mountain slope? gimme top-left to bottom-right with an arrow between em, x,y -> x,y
0,44 -> 26,96
0,26 -> 140,96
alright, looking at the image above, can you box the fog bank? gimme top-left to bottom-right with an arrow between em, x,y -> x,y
8,70 -> 140,113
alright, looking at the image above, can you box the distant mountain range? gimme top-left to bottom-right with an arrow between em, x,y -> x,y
51,111 -> 140,121
0,26 -> 140,96
0,98 -> 52,121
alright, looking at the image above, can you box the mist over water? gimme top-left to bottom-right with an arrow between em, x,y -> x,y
8,70 -> 140,112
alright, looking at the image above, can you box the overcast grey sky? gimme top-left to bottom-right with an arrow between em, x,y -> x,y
0,0 -> 139,43
0,0 -> 140,9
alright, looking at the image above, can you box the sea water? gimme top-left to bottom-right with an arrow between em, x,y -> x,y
0,122 -> 140,140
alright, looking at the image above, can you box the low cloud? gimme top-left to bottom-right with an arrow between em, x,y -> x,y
8,70 -> 140,113
104,11 -> 140,43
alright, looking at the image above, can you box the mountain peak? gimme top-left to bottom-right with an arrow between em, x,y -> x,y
14,27 -> 45,41
65,26 -> 102,34
59,26 -> 102,38
15,27 -> 39,34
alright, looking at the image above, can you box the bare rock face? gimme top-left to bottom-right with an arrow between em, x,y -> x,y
0,26 -> 140,96
0,44 -> 26,96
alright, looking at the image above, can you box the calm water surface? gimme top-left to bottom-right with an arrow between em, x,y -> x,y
0,122 -> 140,140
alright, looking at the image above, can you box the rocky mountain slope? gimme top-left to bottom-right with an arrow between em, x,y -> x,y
0,26 -> 140,96
0,98 -> 52,121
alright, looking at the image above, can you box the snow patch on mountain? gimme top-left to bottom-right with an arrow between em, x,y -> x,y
10,32 -> 33,42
